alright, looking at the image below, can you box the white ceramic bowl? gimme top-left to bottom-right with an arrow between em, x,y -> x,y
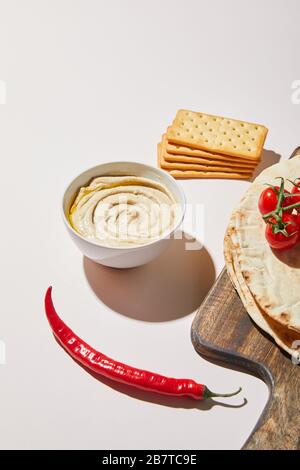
62,161 -> 186,268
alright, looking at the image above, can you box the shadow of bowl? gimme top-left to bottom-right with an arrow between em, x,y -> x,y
83,231 -> 216,322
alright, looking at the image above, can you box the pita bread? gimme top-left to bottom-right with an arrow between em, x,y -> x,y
224,156 -> 300,359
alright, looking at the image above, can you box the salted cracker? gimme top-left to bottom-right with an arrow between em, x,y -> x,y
158,143 -> 252,180
167,110 -> 268,160
167,169 -> 252,180
161,135 -> 256,170
166,139 -> 257,166
158,142 -> 254,174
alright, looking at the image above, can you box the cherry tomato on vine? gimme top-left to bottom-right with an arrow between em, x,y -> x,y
258,186 -> 293,215
265,213 -> 300,250
296,212 -> 300,227
290,181 -> 300,212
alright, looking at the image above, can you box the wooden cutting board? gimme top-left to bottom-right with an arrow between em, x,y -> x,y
191,147 -> 300,450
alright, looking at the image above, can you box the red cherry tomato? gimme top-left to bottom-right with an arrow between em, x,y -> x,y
265,213 -> 299,250
296,213 -> 300,227
258,186 -> 293,215
291,182 -> 300,212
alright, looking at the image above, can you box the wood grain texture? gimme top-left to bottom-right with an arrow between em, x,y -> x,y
191,147 -> 300,450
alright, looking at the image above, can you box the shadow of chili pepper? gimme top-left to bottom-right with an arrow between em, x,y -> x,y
53,335 -> 247,411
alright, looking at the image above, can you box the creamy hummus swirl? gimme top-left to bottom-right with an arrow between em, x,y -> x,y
69,176 -> 181,247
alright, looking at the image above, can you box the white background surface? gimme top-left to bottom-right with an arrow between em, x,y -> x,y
0,0 -> 299,450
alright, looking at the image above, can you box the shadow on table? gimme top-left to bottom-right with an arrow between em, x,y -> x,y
83,231 -> 216,322
79,233 -> 247,409
250,149 -> 281,181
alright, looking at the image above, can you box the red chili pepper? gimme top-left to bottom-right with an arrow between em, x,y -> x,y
45,287 -> 241,400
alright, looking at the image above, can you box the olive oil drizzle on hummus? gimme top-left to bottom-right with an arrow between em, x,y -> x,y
69,176 -> 180,247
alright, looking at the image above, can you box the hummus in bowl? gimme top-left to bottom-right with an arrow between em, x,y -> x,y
69,175 -> 181,248
62,161 -> 185,268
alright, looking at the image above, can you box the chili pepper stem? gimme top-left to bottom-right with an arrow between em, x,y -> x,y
203,386 -> 242,399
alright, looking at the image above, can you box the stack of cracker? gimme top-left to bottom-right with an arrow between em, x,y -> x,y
158,109 -> 268,179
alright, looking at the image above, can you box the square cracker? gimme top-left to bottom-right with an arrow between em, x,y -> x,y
167,169 -> 252,180
167,109 -> 268,160
158,136 -> 255,174
166,139 -> 258,165
157,143 -> 252,180
161,135 -> 256,169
